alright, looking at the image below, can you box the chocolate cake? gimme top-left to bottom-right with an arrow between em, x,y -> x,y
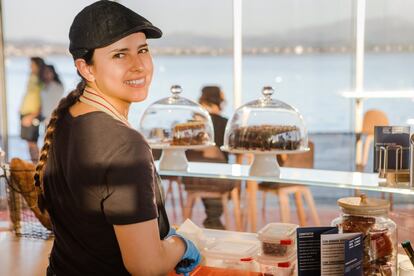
171,121 -> 209,146
228,125 -> 302,151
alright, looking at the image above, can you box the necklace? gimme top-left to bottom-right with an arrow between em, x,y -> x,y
79,88 -> 131,127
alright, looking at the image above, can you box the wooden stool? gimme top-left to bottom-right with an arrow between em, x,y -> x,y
164,176 -> 185,221
260,184 -> 320,226
259,141 -> 320,226
183,187 -> 242,231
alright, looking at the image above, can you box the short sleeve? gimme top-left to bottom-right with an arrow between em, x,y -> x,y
102,141 -> 158,225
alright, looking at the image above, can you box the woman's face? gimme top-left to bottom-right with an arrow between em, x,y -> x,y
89,32 -> 153,103
30,61 -> 39,75
43,67 -> 54,83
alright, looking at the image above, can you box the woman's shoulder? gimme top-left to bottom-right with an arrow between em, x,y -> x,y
68,111 -> 152,159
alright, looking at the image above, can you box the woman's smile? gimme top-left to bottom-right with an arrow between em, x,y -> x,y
124,78 -> 145,88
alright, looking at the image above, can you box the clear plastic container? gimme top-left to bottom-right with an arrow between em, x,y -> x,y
255,251 -> 296,276
331,194 -> 397,276
202,239 -> 260,271
257,223 -> 298,257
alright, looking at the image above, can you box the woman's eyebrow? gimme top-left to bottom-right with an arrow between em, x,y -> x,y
109,44 -> 148,53
109,48 -> 129,53
138,43 -> 148,49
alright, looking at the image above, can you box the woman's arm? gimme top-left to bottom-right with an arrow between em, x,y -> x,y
114,218 -> 185,276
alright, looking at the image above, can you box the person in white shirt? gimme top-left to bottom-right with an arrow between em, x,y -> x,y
41,65 -> 64,125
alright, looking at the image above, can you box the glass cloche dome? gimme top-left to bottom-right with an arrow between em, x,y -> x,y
139,85 -> 215,171
222,86 -> 308,177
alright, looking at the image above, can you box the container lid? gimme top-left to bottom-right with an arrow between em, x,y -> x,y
255,251 -> 296,267
202,239 -> 259,261
257,223 -> 298,244
337,194 -> 390,216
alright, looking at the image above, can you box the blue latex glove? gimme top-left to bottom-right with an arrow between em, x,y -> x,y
173,234 -> 201,276
166,227 -> 177,238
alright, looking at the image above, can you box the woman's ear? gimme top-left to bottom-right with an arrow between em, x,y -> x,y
75,59 -> 95,82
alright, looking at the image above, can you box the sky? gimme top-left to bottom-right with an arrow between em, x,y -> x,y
3,0 -> 414,44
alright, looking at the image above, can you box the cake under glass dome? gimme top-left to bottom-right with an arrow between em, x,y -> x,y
222,86 -> 308,177
139,85 -> 215,171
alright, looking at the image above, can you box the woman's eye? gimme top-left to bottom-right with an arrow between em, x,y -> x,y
113,53 -> 125,59
139,48 -> 149,54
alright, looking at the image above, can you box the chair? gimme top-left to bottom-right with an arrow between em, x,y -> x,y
183,187 -> 241,230
182,147 -> 242,230
259,141 -> 320,226
164,176 -> 185,221
152,149 -> 186,221
355,109 -> 389,172
355,109 -> 393,208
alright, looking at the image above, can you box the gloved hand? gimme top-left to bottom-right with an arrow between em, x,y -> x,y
173,234 -> 201,276
166,227 -> 177,239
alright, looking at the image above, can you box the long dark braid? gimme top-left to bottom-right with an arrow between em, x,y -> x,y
34,81 -> 85,211
34,51 -> 94,212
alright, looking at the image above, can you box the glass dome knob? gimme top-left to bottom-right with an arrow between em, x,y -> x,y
262,86 -> 274,98
170,85 -> 182,98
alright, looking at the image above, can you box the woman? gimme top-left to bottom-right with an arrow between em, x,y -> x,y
41,65 -> 64,125
34,1 -> 200,275
20,56 -> 45,162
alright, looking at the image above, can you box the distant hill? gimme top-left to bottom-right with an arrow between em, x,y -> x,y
152,17 -> 414,48
6,17 -> 414,56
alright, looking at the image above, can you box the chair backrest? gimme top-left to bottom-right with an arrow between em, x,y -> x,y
280,141 -> 314,169
186,146 -> 227,163
362,109 -> 389,135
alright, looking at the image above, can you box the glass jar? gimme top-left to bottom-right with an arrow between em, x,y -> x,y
331,194 -> 397,276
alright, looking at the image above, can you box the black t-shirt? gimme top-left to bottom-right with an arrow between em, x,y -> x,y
44,111 -> 169,276
210,113 -> 228,156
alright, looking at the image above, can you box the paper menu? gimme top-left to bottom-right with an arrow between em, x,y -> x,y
297,227 -> 338,276
297,227 -> 363,276
373,126 -> 410,172
321,233 -> 363,276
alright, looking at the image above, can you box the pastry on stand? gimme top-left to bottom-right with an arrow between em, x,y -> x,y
222,86 -> 309,177
139,85 -> 215,171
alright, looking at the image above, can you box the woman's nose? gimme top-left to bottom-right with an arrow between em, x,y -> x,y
131,56 -> 145,72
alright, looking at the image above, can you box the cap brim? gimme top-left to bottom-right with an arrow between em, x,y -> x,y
71,25 -> 162,60
100,25 -> 162,49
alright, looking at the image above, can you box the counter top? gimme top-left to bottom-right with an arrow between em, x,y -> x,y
156,161 -> 414,195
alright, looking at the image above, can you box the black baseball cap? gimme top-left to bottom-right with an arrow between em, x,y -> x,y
199,86 -> 224,106
69,0 -> 162,60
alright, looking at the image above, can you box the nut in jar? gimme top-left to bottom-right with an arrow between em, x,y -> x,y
331,194 -> 397,276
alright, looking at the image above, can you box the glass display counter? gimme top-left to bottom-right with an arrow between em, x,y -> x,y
157,161 -> 413,232
156,161 -> 414,196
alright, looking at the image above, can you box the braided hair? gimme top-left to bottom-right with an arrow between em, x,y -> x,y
34,51 -> 94,212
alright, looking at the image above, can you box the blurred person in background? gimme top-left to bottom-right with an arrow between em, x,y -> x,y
184,86 -> 238,229
19,56 -> 45,162
41,64 -> 64,125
